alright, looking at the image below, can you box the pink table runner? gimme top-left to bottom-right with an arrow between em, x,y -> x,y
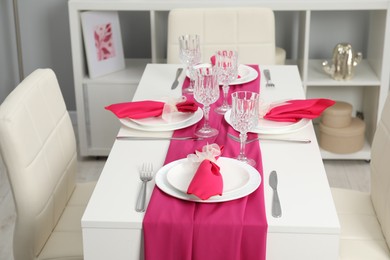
143,65 -> 267,260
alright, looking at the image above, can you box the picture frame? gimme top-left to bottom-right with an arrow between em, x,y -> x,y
81,11 -> 125,79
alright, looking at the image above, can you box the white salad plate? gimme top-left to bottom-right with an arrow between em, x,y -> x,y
187,64 -> 258,85
129,110 -> 195,129
120,108 -> 203,132
224,109 -> 310,135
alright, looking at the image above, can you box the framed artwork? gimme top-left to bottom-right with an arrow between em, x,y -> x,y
81,11 -> 125,78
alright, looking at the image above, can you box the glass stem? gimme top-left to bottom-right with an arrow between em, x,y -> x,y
238,132 -> 248,160
203,105 -> 210,128
222,84 -> 229,106
189,65 -> 195,91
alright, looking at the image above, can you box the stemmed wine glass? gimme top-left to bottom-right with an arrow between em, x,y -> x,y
214,50 -> 238,114
179,34 -> 201,94
193,64 -> 220,138
230,91 -> 259,166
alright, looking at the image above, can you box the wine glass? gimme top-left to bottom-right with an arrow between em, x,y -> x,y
193,64 -> 220,138
214,50 -> 238,114
230,91 -> 259,166
179,34 -> 201,94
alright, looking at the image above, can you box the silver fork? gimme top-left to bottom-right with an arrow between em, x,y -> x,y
135,163 -> 154,212
264,69 -> 275,87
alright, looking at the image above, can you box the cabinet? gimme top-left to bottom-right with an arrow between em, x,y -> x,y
68,0 -> 390,158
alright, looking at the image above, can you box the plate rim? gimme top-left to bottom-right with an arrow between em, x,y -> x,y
230,64 -> 259,85
155,157 -> 261,203
129,110 -> 195,128
186,64 -> 258,85
166,158 -> 251,195
224,109 -> 310,135
119,108 -> 203,132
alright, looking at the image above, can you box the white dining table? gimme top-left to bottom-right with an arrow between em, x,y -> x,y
81,64 -> 340,260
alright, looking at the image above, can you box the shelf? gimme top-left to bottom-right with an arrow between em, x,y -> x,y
83,58 -> 150,84
306,59 -> 380,86
320,139 -> 371,160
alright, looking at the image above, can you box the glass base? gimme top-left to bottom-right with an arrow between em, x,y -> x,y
236,156 -> 256,167
214,104 -> 231,114
195,127 -> 219,138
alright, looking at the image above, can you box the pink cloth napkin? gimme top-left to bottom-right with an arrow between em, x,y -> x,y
104,100 -> 198,119
186,144 -> 224,200
144,65 -> 267,260
187,159 -> 222,200
263,98 -> 335,122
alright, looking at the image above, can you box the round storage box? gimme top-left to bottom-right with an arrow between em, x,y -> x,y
321,101 -> 352,128
319,117 -> 365,154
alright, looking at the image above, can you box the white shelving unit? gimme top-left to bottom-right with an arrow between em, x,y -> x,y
68,0 -> 390,158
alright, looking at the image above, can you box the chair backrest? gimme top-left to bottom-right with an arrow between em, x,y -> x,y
0,69 -> 77,260
167,7 -> 276,65
370,92 -> 390,249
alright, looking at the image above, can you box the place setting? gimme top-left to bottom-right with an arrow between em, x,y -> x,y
225,98 -> 336,135
105,96 -> 204,133
154,143 -> 262,203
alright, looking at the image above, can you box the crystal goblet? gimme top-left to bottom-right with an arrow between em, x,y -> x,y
214,50 -> 238,114
193,64 -> 220,138
179,34 -> 201,94
230,91 -> 259,166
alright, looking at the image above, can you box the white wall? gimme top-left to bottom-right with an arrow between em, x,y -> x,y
0,0 -> 19,104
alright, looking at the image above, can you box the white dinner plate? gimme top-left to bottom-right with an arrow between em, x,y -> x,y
231,64 -> 259,85
224,109 -> 310,135
129,111 -> 195,129
186,64 -> 258,85
120,108 -> 203,132
155,157 -> 261,203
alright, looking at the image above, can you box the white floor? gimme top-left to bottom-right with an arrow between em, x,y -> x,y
0,140 -> 371,260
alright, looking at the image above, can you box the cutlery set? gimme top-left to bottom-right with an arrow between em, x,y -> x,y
134,162 -> 283,217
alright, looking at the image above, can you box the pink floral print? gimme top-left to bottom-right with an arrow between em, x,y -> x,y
94,23 -> 116,61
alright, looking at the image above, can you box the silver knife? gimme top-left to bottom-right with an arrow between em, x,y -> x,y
116,136 -> 203,141
227,133 -> 311,144
269,170 -> 282,218
171,68 -> 183,89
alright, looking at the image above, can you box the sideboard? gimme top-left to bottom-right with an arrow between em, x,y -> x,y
68,0 -> 390,159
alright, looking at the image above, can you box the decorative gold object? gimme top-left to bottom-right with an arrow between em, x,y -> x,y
322,43 -> 362,80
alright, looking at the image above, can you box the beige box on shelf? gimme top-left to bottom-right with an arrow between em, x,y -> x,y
319,117 -> 365,154
321,101 -> 352,128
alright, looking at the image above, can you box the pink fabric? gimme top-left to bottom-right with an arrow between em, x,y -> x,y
104,100 -> 198,119
187,159 -> 223,200
143,65 -> 267,260
264,98 -> 335,122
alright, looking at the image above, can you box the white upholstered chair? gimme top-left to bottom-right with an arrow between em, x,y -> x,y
0,68 -> 96,260
167,7 -> 285,65
331,92 -> 390,259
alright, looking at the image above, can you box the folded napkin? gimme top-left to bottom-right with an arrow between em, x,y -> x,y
263,98 -> 335,122
105,98 -> 198,119
186,143 -> 224,200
